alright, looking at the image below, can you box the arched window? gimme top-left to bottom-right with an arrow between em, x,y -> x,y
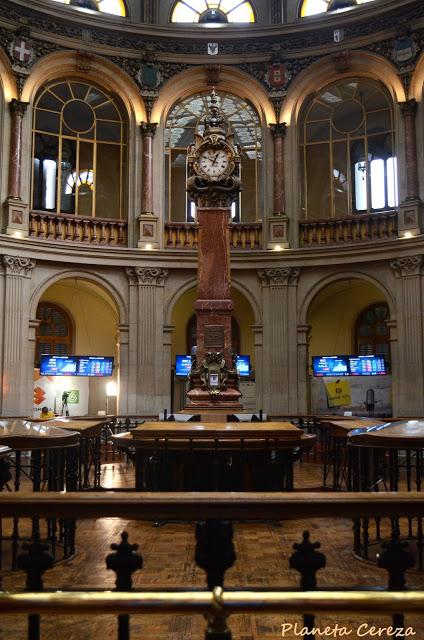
300,77 -> 397,220
50,0 -> 126,17
35,302 -> 73,366
187,314 -> 240,354
171,1 -> 255,23
32,80 -> 127,219
165,92 -> 262,222
300,0 -> 374,18
355,303 -> 390,363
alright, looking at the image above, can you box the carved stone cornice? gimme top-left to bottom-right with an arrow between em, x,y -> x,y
2,255 -> 35,276
269,123 -> 287,138
9,99 -> 29,118
258,267 -> 301,286
126,267 -> 168,286
400,98 -> 417,119
390,255 -> 423,277
140,122 -> 157,138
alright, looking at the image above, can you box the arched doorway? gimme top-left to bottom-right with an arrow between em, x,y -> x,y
306,278 -> 392,416
33,277 -> 119,417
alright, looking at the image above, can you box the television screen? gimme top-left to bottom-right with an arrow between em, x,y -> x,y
77,356 -> 114,377
40,355 -> 78,376
312,355 -> 349,377
175,355 -> 192,377
236,355 -> 250,377
348,355 -> 387,376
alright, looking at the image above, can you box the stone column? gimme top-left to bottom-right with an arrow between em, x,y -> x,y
259,267 -> 300,415
390,256 -> 423,416
268,123 -> 289,249
4,100 -> 30,237
1,255 -> 35,416
386,318 -> 399,417
297,323 -> 311,415
398,100 -> 423,235
126,267 -> 168,414
117,323 -> 129,415
138,123 -> 159,249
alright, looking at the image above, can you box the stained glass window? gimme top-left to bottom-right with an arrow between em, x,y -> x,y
165,92 -> 262,222
355,303 -> 390,363
300,0 -> 374,18
32,80 -> 127,219
171,1 -> 255,23
51,0 -> 126,17
35,303 -> 73,366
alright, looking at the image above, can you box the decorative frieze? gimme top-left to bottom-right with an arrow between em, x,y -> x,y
126,267 -> 168,286
390,256 -> 423,278
2,255 -> 35,276
259,267 -> 300,286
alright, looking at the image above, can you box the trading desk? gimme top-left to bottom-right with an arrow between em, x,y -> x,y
113,421 -> 316,491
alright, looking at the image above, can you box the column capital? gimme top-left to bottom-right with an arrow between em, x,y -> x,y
390,255 -> 423,277
140,122 -> 158,138
399,99 -> 417,118
2,255 -> 35,276
126,266 -> 168,286
258,267 -> 300,286
269,122 -> 287,138
9,99 -> 29,118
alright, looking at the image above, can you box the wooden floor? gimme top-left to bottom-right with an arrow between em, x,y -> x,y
1,459 -> 423,639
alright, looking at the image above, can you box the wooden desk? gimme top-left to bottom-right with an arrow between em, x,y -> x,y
113,422 -> 315,492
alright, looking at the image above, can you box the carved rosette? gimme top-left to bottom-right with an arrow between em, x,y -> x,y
390,256 -> 423,278
258,267 -> 301,286
2,255 -> 35,276
126,267 -> 168,286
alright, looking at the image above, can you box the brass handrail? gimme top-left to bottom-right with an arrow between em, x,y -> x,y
1,590 -> 424,615
0,491 -> 423,520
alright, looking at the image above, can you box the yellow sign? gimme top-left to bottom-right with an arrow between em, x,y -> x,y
325,380 -> 351,408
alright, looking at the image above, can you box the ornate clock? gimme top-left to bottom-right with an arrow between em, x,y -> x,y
187,89 -> 241,208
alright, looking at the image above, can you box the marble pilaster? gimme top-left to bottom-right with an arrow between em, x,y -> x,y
1,255 -> 35,416
398,100 -> 423,235
138,123 -> 159,249
4,100 -> 29,237
390,256 -> 424,415
259,267 -> 301,415
126,267 -> 168,414
268,123 -> 289,248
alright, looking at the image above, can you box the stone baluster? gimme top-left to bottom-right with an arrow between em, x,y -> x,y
5,100 -> 29,236
138,122 -> 159,248
268,123 -> 289,249
1,256 -> 35,416
390,256 -> 424,415
126,267 -> 168,414
398,99 -> 423,235
258,267 -> 301,414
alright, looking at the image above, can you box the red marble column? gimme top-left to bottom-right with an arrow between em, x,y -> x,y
400,99 -> 419,201
140,122 -> 157,214
195,207 -> 233,368
8,99 -> 28,200
270,122 -> 287,215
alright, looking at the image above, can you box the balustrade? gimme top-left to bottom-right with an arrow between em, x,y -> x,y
164,222 -> 262,249
29,211 -> 127,246
299,212 -> 398,247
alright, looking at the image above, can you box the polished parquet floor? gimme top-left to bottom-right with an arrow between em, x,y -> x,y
1,458 -> 423,639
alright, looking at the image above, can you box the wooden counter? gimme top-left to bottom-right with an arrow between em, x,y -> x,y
0,420 -> 79,450
129,421 -> 302,440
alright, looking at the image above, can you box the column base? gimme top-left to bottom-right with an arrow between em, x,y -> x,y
138,212 -> 159,249
267,214 -> 290,249
397,198 -> 424,237
3,197 -> 29,237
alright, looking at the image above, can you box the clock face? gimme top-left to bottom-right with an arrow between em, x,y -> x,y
198,148 -> 231,178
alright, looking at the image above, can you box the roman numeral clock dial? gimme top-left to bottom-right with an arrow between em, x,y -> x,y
199,148 -> 231,179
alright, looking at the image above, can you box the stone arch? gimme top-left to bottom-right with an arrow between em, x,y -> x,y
298,270 -> 396,326
0,47 -> 18,102
151,65 -> 275,126
281,50 -> 406,125
21,50 -> 146,122
408,51 -> 424,101
30,269 -> 127,324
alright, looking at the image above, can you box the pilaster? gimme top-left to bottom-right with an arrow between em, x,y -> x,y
4,100 -> 29,237
268,123 -> 289,249
1,255 -> 35,415
126,267 -> 169,414
398,100 -> 423,236
258,267 -> 301,415
390,255 -> 424,415
138,122 -> 159,249
117,323 -> 129,415
297,323 -> 311,415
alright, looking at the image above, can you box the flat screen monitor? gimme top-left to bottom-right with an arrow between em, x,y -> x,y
77,356 -> 114,377
236,355 -> 250,377
175,355 -> 192,377
348,355 -> 387,376
312,355 -> 349,377
40,355 -> 78,376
